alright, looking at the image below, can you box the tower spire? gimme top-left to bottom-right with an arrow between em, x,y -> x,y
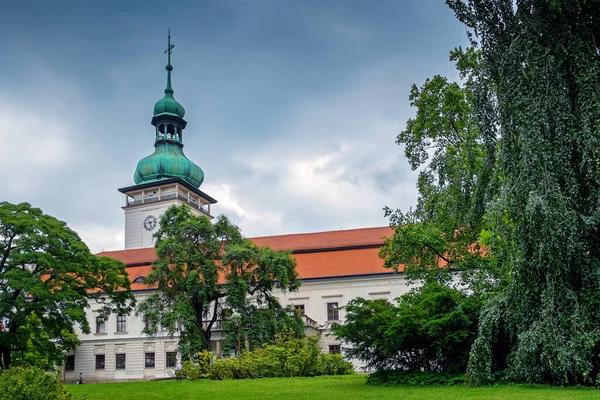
164,29 -> 175,94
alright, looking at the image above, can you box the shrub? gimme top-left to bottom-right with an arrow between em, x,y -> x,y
174,350 -> 213,380
203,332 -> 355,380
0,366 -> 71,400
320,353 -> 354,376
367,370 -> 465,386
332,282 -> 480,374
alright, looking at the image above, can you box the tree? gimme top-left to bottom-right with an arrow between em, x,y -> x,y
444,0 -> 600,385
0,202 -> 134,368
332,282 -> 479,373
222,301 -> 305,352
381,47 -> 500,291
137,205 -> 299,359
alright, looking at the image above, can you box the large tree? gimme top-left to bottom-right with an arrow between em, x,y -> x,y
0,202 -> 134,368
138,205 -> 299,358
445,0 -> 600,385
381,47 -> 500,292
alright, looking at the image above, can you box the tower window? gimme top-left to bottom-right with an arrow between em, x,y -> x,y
158,124 -> 165,138
167,124 -> 175,139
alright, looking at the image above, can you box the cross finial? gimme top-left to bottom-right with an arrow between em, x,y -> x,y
164,29 -> 175,66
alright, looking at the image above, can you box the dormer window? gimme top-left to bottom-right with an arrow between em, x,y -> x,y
132,276 -> 145,284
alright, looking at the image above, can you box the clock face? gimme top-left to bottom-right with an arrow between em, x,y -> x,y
143,215 -> 158,231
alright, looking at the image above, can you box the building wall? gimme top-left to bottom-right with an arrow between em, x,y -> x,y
124,200 -> 205,249
69,273 -> 412,382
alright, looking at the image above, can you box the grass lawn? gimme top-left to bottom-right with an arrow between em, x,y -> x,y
68,374 -> 599,400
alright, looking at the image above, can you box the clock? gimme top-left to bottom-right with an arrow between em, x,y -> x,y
143,215 -> 158,231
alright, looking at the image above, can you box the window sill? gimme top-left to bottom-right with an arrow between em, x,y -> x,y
114,331 -> 129,334
93,332 -> 108,336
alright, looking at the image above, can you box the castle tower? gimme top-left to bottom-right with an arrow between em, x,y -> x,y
118,31 -> 217,249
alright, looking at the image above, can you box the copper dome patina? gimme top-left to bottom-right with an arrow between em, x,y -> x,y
134,143 -> 204,187
153,84 -> 185,118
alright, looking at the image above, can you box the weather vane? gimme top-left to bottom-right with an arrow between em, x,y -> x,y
164,29 -> 175,66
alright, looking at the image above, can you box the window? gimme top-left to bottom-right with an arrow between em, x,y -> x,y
221,308 -> 232,319
95,354 -> 105,370
145,352 -> 155,368
329,345 -> 341,354
65,355 -> 75,371
144,316 -> 153,331
116,353 -> 126,369
294,304 -> 305,315
95,318 -> 105,334
132,276 -> 145,284
166,352 -> 176,368
116,315 -> 126,332
327,302 -> 339,321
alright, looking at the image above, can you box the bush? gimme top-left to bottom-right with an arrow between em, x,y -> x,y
174,350 -> 212,380
332,282 -> 480,374
320,353 -> 354,376
203,332 -> 355,380
0,366 -> 71,400
367,370 -> 465,386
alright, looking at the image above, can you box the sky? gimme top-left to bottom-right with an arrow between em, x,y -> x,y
0,0 -> 468,253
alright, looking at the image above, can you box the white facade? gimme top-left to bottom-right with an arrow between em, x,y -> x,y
121,182 -> 213,249
67,272 -> 411,382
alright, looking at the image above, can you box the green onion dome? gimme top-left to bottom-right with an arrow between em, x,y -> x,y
134,143 -> 204,187
153,91 -> 185,118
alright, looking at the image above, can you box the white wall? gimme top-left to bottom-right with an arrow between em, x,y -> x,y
124,200 -> 205,249
69,273 -> 413,381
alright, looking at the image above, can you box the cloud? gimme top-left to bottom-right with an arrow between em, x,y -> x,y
204,57 -> 420,238
0,98 -> 76,196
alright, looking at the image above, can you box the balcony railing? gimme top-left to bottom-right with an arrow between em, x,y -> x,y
127,192 -> 209,214
303,315 -> 319,329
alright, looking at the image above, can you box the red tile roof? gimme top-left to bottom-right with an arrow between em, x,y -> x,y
97,226 -> 396,288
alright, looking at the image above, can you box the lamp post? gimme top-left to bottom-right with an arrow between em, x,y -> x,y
231,312 -> 241,357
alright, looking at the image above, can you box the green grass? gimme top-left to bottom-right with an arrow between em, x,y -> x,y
68,374 -> 599,400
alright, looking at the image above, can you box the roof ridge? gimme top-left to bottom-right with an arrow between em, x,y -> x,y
248,225 -> 391,240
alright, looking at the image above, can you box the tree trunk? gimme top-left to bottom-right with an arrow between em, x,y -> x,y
0,346 -> 11,369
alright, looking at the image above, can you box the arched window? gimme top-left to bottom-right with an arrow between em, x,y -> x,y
167,124 -> 175,139
176,127 -> 182,142
158,124 -> 165,139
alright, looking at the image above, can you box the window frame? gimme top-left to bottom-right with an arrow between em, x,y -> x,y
115,353 -> 126,370
116,315 -> 127,333
328,344 -> 341,354
327,302 -> 339,321
145,352 -> 155,369
166,352 -> 176,368
95,318 -> 105,334
65,355 -> 75,371
95,354 -> 105,370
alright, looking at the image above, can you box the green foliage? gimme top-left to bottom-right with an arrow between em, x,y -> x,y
222,302 -> 305,351
445,0 -> 600,385
332,282 -> 479,373
0,366 -> 71,400
0,202 -> 135,369
367,371 -> 465,386
174,350 -> 213,380
320,353 -> 355,376
381,50 -> 500,290
177,332 -> 353,380
138,205 -> 300,359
